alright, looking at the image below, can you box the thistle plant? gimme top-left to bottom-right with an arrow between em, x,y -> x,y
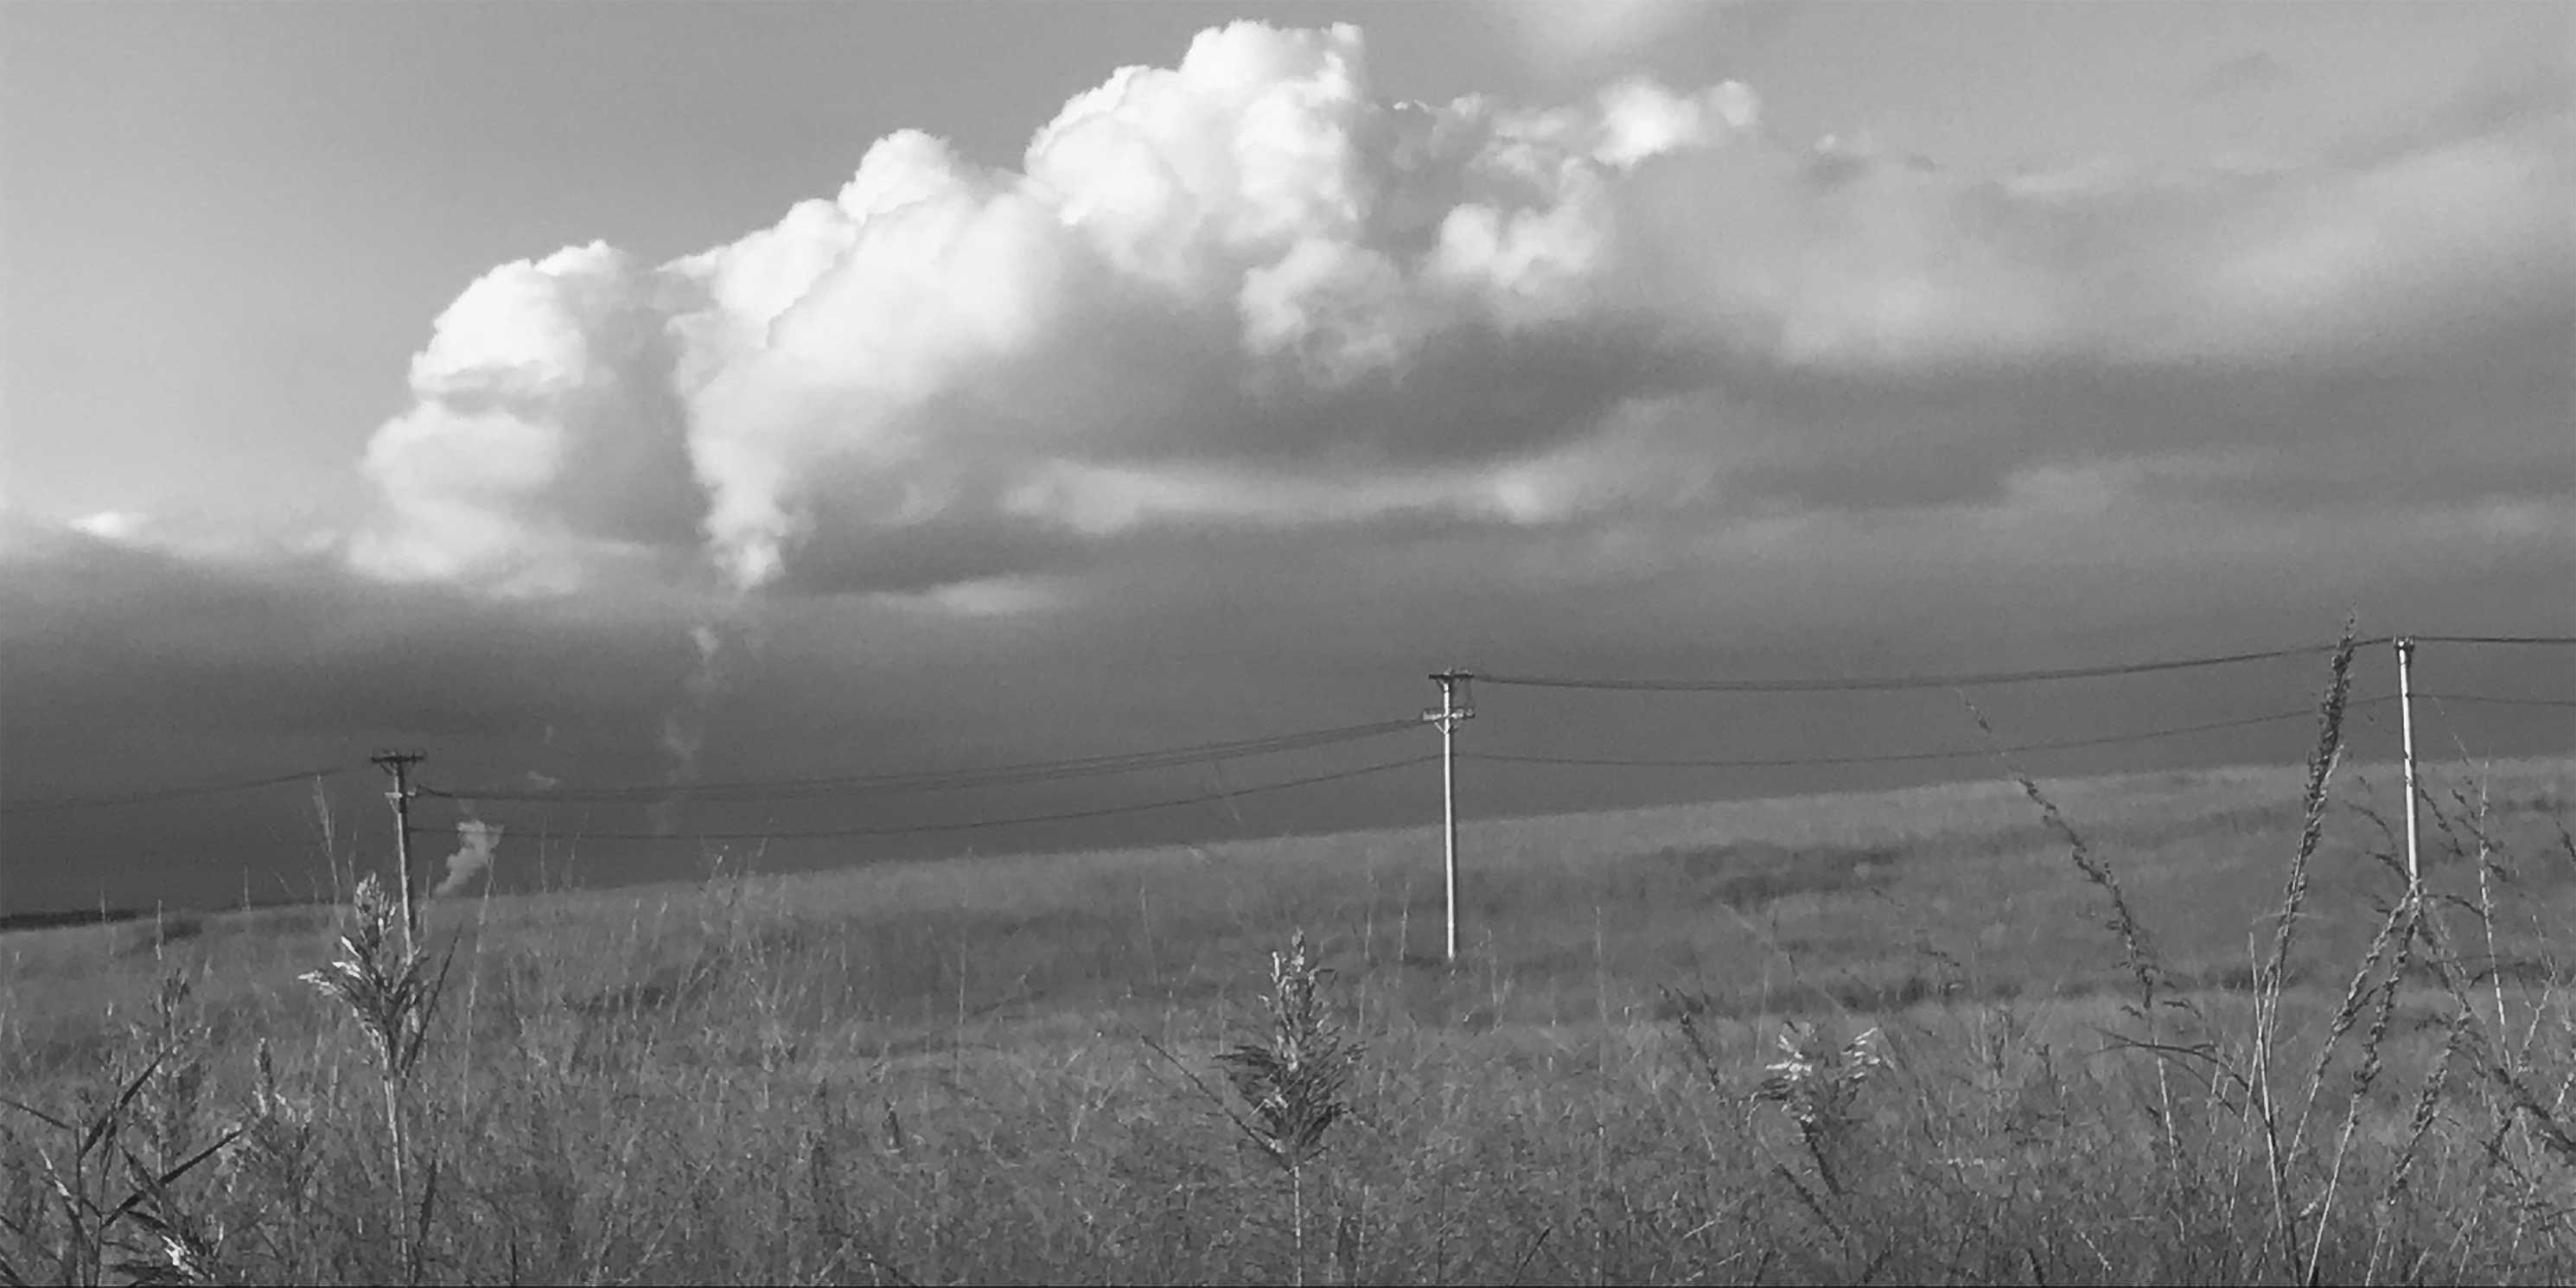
300,873 -> 453,1284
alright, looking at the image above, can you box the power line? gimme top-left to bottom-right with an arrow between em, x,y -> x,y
29,682 -> 2560,869
1475,639 -> 2388,694
2411,635 -> 2576,647
1,636 -> 2551,827
424,718 -> 1417,800
2415,692 -> 2576,711
419,718 -> 1419,803
1463,702 -> 2385,771
449,752 -> 1441,842
1,767 -> 354,816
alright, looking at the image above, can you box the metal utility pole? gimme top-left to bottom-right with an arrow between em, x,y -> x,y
372,750 -> 425,952
1423,671 -> 1475,963
2394,639 -> 2421,904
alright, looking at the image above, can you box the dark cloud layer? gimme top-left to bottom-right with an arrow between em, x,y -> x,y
10,471 -> 2569,917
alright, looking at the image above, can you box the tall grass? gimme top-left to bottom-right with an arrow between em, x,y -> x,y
4,713 -> 2573,1281
298,874 -> 453,1285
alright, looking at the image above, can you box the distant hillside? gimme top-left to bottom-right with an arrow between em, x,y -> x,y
0,896 -> 323,937
0,906 -> 145,934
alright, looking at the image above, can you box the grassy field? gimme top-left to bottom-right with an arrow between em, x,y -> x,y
5,735 -> 2574,1285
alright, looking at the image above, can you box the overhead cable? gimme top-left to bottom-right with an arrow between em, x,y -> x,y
1462,703 -> 2378,771
421,717 -> 1419,803
2409,635 -> 2576,647
450,752 -> 1440,841
1,767 -> 354,816
2417,692 -> 2576,711
1475,639 -> 2390,693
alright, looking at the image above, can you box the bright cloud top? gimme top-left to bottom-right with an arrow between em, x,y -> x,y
351,21 -> 2573,597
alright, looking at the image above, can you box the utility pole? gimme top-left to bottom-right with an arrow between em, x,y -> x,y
1423,671 -> 1475,964
372,750 -> 425,953
2394,639 -> 2421,906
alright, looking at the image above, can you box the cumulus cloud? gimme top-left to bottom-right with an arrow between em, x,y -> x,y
351,241 -> 703,594
350,20 -> 2574,599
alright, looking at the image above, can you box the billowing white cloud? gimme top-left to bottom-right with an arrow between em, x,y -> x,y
351,241 -> 702,593
349,20 -> 2574,598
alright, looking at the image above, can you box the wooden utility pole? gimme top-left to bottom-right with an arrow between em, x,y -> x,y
2394,639 -> 2421,904
371,750 -> 425,952
1423,671 -> 1475,963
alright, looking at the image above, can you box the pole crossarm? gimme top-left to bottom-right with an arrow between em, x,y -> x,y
1422,669 -> 1476,726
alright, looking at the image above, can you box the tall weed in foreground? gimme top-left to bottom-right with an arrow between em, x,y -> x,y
299,874 -> 452,1285
2252,622 -> 2356,1279
1158,930 -> 1362,1286
1958,684 -> 2189,1234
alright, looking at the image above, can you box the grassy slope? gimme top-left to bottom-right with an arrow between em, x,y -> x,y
4,753 -> 2573,1283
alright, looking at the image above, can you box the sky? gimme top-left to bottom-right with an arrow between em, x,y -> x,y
3,1 -> 2572,915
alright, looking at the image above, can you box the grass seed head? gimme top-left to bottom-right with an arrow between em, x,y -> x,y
1757,1022 -> 1887,1140
1216,930 -> 1363,1172
299,874 -> 450,1079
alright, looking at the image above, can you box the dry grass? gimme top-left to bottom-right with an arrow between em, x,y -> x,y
3,730 -> 2573,1283
0,972 -> 246,1286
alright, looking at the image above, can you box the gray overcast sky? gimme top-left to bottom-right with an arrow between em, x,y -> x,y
3,2 -> 2571,915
